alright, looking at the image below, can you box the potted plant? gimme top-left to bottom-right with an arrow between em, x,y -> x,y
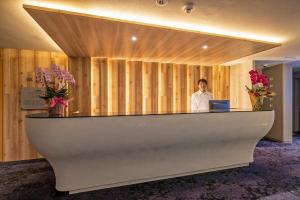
245,69 -> 275,111
35,65 -> 75,116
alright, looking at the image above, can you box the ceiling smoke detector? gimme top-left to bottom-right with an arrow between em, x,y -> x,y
156,0 -> 168,7
182,3 -> 195,13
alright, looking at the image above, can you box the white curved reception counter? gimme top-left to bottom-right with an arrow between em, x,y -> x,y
25,110 -> 274,194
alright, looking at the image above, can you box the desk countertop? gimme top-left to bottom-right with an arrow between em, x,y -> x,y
26,109 -> 273,118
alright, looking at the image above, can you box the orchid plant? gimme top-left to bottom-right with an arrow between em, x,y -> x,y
35,65 -> 75,108
245,69 -> 274,98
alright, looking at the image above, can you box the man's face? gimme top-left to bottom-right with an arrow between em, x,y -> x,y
198,82 -> 207,92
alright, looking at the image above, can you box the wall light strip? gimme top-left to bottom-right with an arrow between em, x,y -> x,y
25,1 -> 283,44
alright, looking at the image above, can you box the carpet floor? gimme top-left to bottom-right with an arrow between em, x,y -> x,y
1,135 -> 300,200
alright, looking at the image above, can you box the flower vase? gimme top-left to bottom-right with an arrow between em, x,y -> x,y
249,93 -> 264,111
48,103 -> 64,117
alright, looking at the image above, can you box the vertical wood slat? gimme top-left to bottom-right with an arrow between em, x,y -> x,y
160,63 -> 173,113
110,60 -> 126,115
212,66 -> 219,99
151,63 -> 159,113
92,58 -> 108,115
91,58 -> 100,114
181,65 -> 188,112
143,62 -> 150,114
225,66 -> 230,100
143,62 -> 159,114
212,66 -> 230,100
118,61 -> 126,115
3,49 -> 19,161
128,61 -> 143,114
193,65 -> 201,92
174,64 -> 188,112
187,66 -> 194,112
68,57 -> 92,115
0,49 -> 3,161
99,59 -> 108,115
110,60 -> 118,114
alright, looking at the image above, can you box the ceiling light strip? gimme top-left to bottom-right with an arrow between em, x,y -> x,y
24,1 -> 283,44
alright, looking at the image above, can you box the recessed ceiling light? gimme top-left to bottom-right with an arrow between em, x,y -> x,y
156,0 -> 168,7
131,36 -> 137,42
202,45 -> 208,49
182,3 -> 194,14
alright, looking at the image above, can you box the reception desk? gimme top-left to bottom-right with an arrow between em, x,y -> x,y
25,110 -> 274,194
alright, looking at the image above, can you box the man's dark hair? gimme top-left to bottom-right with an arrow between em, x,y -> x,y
198,79 -> 208,85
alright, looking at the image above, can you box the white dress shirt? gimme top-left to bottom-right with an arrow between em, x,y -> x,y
191,90 -> 213,112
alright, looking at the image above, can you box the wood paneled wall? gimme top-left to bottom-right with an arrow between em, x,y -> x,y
0,49 -> 230,162
91,58 -> 230,115
0,49 -> 68,161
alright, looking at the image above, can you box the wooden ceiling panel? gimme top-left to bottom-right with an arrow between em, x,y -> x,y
24,5 -> 280,65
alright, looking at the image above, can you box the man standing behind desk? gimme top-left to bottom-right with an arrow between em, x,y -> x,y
191,79 -> 213,112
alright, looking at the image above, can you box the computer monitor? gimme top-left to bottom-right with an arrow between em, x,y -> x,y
209,100 -> 230,111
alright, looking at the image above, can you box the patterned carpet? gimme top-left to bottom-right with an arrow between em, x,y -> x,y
1,135 -> 300,200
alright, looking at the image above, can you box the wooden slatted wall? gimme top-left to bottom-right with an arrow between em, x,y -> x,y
0,49 -> 230,162
0,49 -> 68,161
91,58 -> 230,115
